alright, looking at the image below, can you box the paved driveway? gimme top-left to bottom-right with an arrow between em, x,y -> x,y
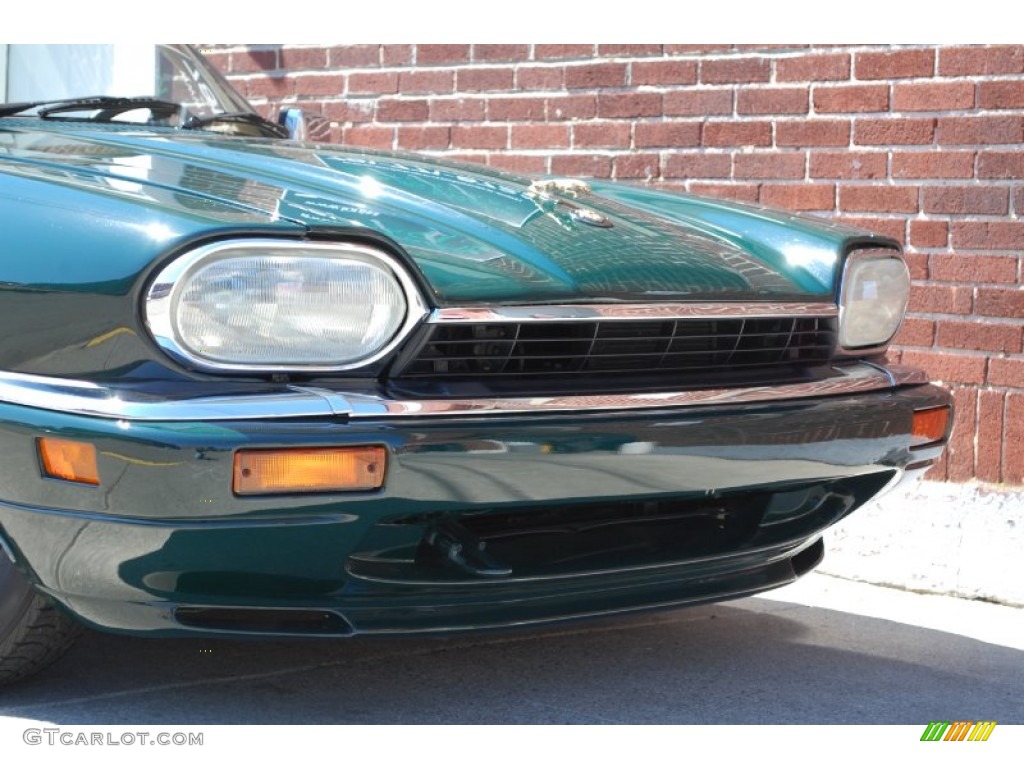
1,574 -> 1021,724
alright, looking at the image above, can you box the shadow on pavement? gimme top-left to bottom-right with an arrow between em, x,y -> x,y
1,597 -> 1021,724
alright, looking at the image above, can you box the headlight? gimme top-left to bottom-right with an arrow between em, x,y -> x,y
145,240 -> 427,372
838,250 -> 911,350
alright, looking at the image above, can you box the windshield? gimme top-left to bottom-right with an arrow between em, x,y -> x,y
4,44 -> 255,127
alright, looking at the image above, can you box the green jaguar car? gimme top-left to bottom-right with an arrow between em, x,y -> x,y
0,44 -> 950,686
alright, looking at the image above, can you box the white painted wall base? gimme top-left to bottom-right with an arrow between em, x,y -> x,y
821,480 -> 1024,607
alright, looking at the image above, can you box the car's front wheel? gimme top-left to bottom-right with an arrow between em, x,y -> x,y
0,547 -> 82,686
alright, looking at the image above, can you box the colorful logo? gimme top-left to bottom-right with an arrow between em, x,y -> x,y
921,721 -> 996,741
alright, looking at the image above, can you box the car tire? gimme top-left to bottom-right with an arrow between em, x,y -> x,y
0,547 -> 83,686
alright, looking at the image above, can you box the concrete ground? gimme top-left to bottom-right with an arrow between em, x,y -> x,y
822,481 -> 1024,606
0,572 -> 1020,725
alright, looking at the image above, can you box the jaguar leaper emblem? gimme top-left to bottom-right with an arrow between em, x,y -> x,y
528,178 -> 592,198
527,178 -> 613,228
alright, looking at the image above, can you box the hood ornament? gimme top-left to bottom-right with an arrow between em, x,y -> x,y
528,178 -> 592,198
527,178 -> 613,228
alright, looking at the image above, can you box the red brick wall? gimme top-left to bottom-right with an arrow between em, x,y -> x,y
211,44 -> 1024,486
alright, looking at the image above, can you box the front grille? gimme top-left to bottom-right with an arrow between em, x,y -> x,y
396,316 -> 837,381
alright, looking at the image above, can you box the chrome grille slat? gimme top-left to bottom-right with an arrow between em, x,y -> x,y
411,345 -> 834,361
414,331 -> 832,345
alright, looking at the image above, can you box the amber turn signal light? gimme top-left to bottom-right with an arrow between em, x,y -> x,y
38,437 -> 100,486
911,406 -> 951,447
233,446 -> 386,495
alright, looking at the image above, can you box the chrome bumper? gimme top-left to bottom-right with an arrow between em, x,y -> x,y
0,362 -> 928,422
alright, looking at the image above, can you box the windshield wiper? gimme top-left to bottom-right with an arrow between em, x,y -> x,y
0,97 -> 289,139
0,96 -> 182,121
182,111 -> 289,139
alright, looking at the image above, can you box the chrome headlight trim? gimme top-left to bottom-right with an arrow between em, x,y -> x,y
837,247 -> 910,354
144,239 -> 429,373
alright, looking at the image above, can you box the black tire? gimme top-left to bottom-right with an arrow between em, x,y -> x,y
0,546 -> 83,686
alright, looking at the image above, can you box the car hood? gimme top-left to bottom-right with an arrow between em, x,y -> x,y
0,122 -> 894,304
